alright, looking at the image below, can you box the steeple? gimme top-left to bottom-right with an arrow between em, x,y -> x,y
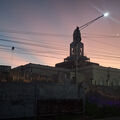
55,27 -> 99,69
64,27 -> 89,63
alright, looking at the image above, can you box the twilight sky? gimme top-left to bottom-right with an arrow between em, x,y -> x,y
0,0 -> 120,68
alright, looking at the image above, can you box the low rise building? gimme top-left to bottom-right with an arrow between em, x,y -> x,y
11,27 -> 120,87
11,63 -> 71,84
0,65 -> 11,82
71,65 -> 120,87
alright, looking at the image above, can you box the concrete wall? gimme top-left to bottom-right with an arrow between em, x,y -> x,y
0,82 -> 81,119
0,83 -> 35,119
87,85 -> 120,107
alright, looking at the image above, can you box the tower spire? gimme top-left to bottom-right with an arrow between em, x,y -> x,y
56,27 -> 92,69
64,27 -> 89,63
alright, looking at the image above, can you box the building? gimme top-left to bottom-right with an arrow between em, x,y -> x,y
91,65 -> 120,86
0,65 -> 11,82
56,27 -> 99,69
0,27 -> 120,119
73,64 -> 120,87
11,63 -> 71,83
55,27 -> 120,87
11,27 -> 120,87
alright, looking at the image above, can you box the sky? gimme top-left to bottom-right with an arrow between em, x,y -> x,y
0,0 -> 120,68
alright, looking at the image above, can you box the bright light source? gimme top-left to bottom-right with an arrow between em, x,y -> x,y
104,12 -> 109,17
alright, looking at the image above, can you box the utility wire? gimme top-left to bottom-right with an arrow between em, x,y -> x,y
0,42 -> 119,57
0,46 -> 67,56
0,43 -> 120,59
0,33 -> 120,50
0,47 -> 120,61
0,29 -> 120,38
0,48 -> 64,60
86,49 -> 120,57
87,52 -> 120,58
83,33 -> 120,38
0,42 -> 119,59
84,38 -> 120,50
0,38 -> 120,55
0,48 -> 120,69
0,38 -> 68,52
0,29 -> 71,37
90,56 -> 120,61
0,34 -> 68,48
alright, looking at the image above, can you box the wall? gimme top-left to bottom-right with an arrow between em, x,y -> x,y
0,82 -> 81,119
87,85 -> 120,107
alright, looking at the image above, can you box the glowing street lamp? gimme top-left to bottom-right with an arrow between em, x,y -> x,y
104,12 -> 109,17
79,12 -> 109,30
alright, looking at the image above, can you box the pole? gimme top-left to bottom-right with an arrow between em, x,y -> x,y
75,44 -> 78,84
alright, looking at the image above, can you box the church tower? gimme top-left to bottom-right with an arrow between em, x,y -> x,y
55,27 -> 98,69
64,27 -> 89,63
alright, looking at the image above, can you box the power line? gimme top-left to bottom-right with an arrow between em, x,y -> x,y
0,43 -> 67,56
0,47 -> 64,59
0,47 -> 120,62
0,29 -> 119,68
83,33 -> 120,38
0,34 -> 68,48
86,49 -> 120,57
14,51 -> 64,59
0,47 -> 120,69
0,29 -> 120,38
0,44 -> 12,48
0,46 -> 67,56
0,29 -> 120,52
91,60 -> 120,64
0,43 -> 120,61
87,52 -> 120,58
0,38 -> 68,52
1,40 -> 119,59
90,56 -> 120,61
0,29 -> 71,37
0,33 -> 120,51
84,38 -> 120,50
0,41 -> 119,58
0,43 -> 120,60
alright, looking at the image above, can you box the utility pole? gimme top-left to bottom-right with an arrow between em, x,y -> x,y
75,44 -> 78,83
